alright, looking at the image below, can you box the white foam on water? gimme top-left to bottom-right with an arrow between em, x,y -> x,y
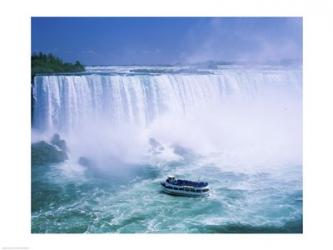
31,65 -> 302,233
32,66 -> 302,172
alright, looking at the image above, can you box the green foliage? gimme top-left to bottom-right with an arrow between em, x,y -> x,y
31,52 -> 85,80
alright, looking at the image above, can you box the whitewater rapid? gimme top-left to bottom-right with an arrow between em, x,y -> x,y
31,65 -> 303,233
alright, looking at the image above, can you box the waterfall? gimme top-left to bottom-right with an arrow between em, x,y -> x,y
32,66 -> 302,133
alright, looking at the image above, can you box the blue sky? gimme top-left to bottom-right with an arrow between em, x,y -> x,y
31,17 -> 302,65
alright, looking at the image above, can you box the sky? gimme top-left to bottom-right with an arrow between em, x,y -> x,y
31,17 -> 302,65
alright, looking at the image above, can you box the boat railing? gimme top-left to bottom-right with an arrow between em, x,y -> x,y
166,179 -> 208,188
163,182 -> 209,193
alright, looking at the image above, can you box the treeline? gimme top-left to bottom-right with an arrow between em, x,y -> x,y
31,52 -> 85,80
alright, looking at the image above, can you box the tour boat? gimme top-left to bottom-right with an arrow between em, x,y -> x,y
160,176 -> 209,196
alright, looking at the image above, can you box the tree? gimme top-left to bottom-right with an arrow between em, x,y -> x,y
31,52 -> 85,82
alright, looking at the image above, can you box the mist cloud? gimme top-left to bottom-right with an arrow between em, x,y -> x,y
181,17 -> 302,64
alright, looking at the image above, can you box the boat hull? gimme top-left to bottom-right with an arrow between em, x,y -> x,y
161,182 -> 209,197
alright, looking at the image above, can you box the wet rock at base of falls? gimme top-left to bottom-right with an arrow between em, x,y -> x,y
149,137 -> 164,154
32,140 -> 68,166
51,133 -> 68,152
172,144 -> 197,159
78,157 -> 95,168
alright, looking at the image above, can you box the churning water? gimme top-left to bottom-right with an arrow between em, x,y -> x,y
31,65 -> 302,233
